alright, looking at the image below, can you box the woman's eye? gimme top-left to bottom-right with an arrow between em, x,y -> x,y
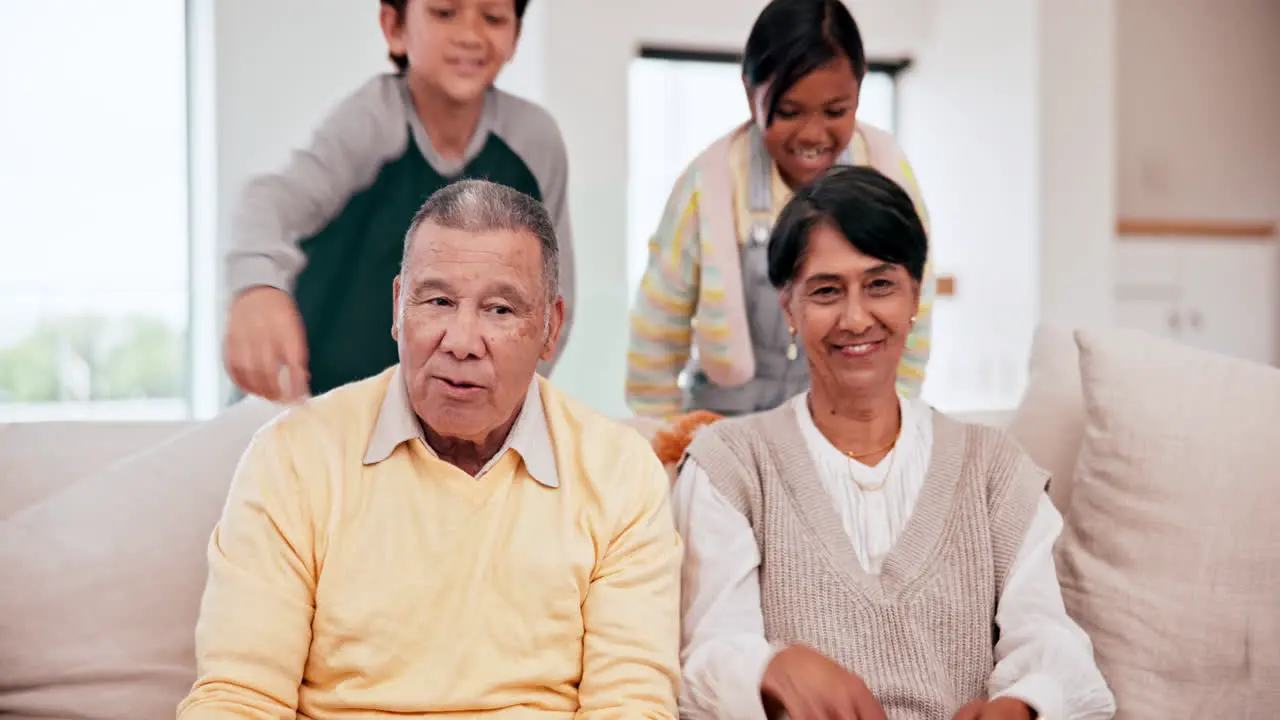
429,8 -> 455,20
867,279 -> 895,294
825,107 -> 850,119
484,14 -> 507,24
489,305 -> 513,315
775,108 -> 799,120
425,297 -> 452,307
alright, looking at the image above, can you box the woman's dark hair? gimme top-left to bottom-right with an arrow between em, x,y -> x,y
381,0 -> 531,72
767,165 -> 928,289
742,0 -> 868,127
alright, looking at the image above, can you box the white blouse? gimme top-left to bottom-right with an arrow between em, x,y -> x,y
673,393 -> 1116,720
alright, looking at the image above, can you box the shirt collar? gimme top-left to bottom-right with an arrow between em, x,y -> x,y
363,366 -> 559,487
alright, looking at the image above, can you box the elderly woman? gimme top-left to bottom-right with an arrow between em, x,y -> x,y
673,166 -> 1116,720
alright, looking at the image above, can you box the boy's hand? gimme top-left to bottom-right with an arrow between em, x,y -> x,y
761,645 -> 886,720
224,287 -> 310,403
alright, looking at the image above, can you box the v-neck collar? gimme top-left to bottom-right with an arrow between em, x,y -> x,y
396,75 -> 497,177
765,404 -> 967,604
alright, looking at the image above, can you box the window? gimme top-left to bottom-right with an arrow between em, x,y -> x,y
626,48 -> 904,301
0,2 -> 191,421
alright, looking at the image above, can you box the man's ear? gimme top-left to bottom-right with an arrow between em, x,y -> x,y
539,296 -> 566,362
391,274 -> 402,342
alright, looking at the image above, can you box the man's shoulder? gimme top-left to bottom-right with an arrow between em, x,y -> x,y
536,379 -> 661,485
262,369 -> 393,449
538,378 -> 652,453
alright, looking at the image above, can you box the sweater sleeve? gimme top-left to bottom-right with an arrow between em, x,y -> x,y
225,74 -> 410,298
625,168 -> 702,418
576,436 -> 682,719
892,149 -> 934,399
177,422 -> 319,720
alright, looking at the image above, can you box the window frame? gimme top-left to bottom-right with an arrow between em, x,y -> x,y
635,44 -> 911,135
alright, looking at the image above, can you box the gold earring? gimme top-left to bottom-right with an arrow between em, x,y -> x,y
786,327 -> 798,361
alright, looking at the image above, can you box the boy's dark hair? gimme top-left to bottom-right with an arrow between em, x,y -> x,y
381,0 -> 531,72
767,165 -> 928,289
742,0 -> 867,127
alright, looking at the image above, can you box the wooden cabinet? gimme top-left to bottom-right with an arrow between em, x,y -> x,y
1114,239 -> 1279,365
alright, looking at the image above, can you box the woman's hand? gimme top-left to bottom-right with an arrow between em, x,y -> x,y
760,645 -> 886,720
952,697 -> 1036,720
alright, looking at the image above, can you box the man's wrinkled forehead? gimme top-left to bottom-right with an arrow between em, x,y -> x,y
405,222 -> 543,291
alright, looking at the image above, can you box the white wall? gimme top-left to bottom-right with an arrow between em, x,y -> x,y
895,0 -> 1041,412
1036,0 -> 1116,330
896,0 -> 1116,411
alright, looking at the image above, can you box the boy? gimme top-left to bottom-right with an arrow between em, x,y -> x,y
223,0 -> 574,401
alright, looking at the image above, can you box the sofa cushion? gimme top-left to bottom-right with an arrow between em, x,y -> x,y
1057,328 -> 1280,718
0,398 -> 281,720
0,421 -> 193,520
1007,324 -> 1084,514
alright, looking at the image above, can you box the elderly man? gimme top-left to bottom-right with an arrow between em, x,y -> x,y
179,180 -> 681,719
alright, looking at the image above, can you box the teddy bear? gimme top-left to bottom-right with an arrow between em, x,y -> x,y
650,410 -> 725,480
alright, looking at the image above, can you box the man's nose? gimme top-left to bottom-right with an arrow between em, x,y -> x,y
438,311 -> 486,359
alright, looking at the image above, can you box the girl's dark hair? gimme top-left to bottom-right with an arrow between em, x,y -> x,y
381,0 -> 532,71
742,0 -> 867,127
767,165 -> 928,289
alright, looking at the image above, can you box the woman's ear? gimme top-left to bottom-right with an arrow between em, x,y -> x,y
778,285 -> 796,330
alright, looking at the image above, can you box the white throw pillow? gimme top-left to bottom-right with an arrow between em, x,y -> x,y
0,398 -> 281,720
1058,328 -> 1280,718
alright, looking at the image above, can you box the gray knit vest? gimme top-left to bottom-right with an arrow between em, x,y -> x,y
683,404 -> 1047,719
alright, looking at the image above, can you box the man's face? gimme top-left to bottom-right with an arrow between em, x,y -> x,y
393,221 -> 562,444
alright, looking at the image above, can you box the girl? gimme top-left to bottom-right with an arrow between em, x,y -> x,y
625,0 -> 933,418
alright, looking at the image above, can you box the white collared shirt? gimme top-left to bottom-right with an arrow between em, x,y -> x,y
673,393 -> 1116,720
362,367 -> 559,487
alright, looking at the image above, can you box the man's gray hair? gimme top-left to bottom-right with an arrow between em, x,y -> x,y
402,179 -> 560,305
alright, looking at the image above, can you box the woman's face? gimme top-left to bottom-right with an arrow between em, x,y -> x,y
782,222 -> 919,398
749,56 -> 860,189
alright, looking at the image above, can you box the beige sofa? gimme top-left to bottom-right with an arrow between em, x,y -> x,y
1,325 -> 1277,719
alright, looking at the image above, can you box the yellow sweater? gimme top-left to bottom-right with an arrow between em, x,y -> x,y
178,368 -> 681,719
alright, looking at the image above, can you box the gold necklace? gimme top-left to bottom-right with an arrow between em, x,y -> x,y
844,424 -> 903,492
